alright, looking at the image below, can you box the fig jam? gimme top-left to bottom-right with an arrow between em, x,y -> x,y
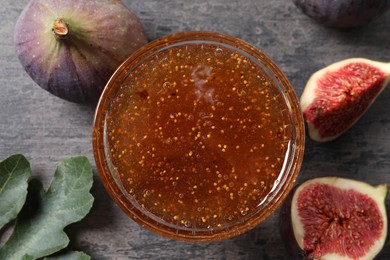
93,32 -> 305,241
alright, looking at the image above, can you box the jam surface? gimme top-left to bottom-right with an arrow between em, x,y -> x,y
105,43 -> 292,231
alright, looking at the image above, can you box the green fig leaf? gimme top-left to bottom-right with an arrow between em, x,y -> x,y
44,251 -> 91,260
0,154 -> 31,230
0,156 -> 94,260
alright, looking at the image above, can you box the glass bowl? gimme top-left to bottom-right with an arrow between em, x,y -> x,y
93,31 -> 305,242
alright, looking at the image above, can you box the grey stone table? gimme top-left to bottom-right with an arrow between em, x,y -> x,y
1,0 -> 389,259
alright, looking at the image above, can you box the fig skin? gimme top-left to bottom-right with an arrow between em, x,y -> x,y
281,177 -> 388,260
300,58 -> 390,142
293,0 -> 390,28
14,0 -> 148,103
280,186 -> 304,260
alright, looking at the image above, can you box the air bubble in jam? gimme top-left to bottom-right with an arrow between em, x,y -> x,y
184,220 -> 191,227
215,47 -> 223,55
163,81 -> 172,89
105,43 -> 293,231
240,209 -> 248,216
143,189 -> 150,197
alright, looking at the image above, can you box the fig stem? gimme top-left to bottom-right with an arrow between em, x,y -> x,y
52,18 -> 69,39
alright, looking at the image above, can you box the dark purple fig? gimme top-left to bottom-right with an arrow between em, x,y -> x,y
300,58 -> 390,142
14,0 -> 147,103
293,0 -> 390,28
281,177 -> 388,260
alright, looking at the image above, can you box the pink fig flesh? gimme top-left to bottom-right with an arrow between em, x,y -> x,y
291,177 -> 388,260
300,58 -> 390,142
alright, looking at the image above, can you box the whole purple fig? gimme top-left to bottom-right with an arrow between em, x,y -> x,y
14,0 -> 147,103
293,0 -> 390,28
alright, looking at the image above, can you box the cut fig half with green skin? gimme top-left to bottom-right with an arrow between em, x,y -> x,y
289,177 -> 388,260
300,58 -> 390,142
14,0 -> 148,103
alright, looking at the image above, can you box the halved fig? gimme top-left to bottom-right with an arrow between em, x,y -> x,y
285,177 -> 388,260
14,0 -> 147,103
300,58 -> 390,142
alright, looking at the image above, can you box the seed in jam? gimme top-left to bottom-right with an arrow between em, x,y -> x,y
105,43 -> 292,231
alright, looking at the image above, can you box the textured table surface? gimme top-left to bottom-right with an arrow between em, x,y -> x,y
1,0 -> 390,259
